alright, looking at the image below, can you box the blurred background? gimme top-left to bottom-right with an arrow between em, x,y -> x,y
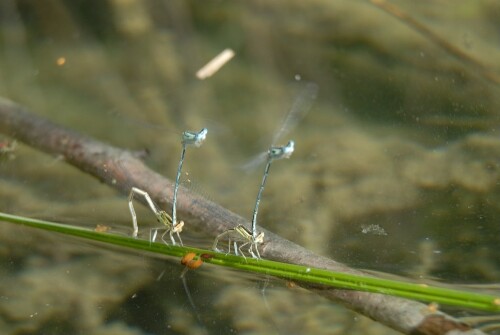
1,0 -> 500,334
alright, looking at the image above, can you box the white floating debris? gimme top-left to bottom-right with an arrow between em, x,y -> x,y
196,48 -> 235,79
361,224 -> 387,236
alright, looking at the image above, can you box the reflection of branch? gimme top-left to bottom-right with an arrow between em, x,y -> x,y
0,98 -> 480,335
370,0 -> 500,86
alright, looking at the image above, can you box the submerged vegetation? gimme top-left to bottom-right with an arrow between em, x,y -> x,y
0,0 -> 500,334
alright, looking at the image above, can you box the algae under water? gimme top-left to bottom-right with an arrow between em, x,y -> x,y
0,1 -> 500,334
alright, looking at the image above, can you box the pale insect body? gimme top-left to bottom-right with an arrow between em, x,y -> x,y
213,82 -> 318,259
128,187 -> 183,245
212,224 -> 265,260
172,128 -> 208,227
128,128 -> 208,246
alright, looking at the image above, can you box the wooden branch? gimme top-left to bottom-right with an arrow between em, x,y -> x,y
0,97 -> 483,335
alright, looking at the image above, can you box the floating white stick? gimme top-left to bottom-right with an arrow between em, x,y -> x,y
196,48 -> 235,79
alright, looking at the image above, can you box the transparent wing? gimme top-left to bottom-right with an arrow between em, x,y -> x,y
271,82 -> 318,145
240,82 -> 319,172
240,151 -> 268,172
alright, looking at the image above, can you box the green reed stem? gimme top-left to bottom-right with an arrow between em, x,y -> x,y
1,211 -> 498,312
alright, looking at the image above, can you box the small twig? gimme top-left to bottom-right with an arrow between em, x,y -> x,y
0,97 -> 485,335
370,0 -> 500,86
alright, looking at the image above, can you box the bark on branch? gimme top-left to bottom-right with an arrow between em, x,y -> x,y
0,97 -> 482,335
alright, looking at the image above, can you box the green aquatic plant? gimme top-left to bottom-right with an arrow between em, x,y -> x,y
0,211 -> 498,313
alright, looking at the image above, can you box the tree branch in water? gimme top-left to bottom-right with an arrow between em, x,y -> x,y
0,97 -> 481,335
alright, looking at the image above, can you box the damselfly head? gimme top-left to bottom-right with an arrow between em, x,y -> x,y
268,140 -> 295,161
182,128 -> 208,147
282,140 -> 294,158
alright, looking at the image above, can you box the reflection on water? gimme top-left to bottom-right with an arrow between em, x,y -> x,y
0,0 -> 500,334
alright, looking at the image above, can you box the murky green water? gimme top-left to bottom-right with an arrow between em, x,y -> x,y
1,1 -> 500,334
